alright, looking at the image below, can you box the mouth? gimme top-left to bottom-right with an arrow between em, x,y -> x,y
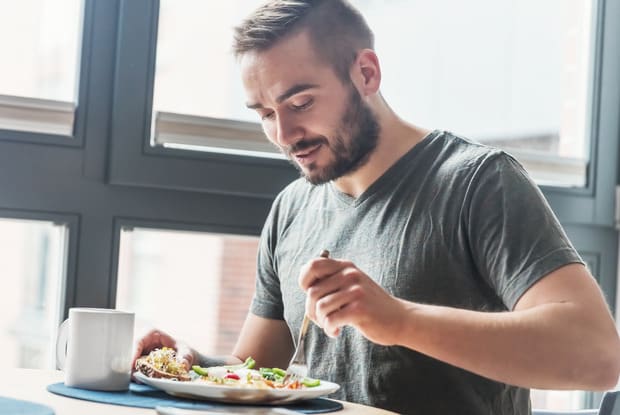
292,143 -> 322,166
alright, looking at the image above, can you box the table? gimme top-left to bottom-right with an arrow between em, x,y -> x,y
1,369 -> 398,415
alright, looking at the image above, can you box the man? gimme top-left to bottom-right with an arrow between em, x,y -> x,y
133,1 -> 620,413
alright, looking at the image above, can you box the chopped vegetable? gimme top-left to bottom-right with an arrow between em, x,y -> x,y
190,356 -> 320,390
191,365 -> 208,376
302,377 -> 321,387
223,356 -> 256,370
259,367 -> 284,382
192,356 -> 255,377
271,367 -> 286,377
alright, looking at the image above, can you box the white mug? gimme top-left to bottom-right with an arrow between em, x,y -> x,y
56,308 -> 135,391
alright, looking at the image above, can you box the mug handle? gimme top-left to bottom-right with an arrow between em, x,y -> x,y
55,319 -> 69,370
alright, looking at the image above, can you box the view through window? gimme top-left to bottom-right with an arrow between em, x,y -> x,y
0,0 -> 83,136
0,218 -> 68,370
152,0 -> 594,187
116,227 -> 259,356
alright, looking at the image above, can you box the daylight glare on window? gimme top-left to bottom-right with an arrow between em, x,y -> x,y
116,227 -> 259,356
0,0 -> 83,136
0,218 -> 68,370
153,0 -> 594,187
364,0 -> 594,187
0,0 -> 82,103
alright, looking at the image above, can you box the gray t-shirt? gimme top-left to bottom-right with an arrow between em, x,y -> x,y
251,130 -> 582,415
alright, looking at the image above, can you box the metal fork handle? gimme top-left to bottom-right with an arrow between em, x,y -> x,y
291,314 -> 310,364
298,314 -> 311,347
287,250 -> 330,370
296,249 -> 329,345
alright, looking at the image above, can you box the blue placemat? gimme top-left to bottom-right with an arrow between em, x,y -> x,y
0,396 -> 55,415
47,382 -> 342,414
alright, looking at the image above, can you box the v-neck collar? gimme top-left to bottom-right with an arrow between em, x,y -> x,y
328,130 -> 440,207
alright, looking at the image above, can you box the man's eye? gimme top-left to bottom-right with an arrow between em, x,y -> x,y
261,111 -> 275,120
291,99 -> 313,111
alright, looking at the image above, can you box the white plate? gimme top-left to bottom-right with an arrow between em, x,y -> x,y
134,372 -> 340,405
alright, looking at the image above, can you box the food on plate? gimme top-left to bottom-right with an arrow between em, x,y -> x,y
191,356 -> 321,389
135,347 -> 191,381
135,349 -> 321,389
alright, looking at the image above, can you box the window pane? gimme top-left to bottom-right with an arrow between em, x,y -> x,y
531,390 -> 586,411
0,0 -> 83,135
357,0 -> 594,187
153,0 -> 594,186
154,0 -> 255,123
116,227 -> 259,355
152,0 -> 276,157
0,218 -> 68,370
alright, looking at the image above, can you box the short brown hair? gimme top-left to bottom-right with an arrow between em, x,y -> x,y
232,0 -> 374,82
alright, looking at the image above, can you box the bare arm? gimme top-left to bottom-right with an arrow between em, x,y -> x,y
232,312 -> 295,369
395,264 -> 620,389
303,258 -> 620,390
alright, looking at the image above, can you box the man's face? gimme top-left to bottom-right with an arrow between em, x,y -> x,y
240,31 -> 380,185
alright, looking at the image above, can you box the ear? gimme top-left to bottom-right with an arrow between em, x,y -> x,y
350,49 -> 381,96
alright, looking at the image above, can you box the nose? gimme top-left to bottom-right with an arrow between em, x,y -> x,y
273,113 -> 303,147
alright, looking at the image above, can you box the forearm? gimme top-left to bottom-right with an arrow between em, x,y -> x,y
193,352 -> 243,368
396,299 -> 619,390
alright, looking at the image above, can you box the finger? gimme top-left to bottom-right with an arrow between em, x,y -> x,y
180,358 -> 191,371
305,297 -> 319,326
322,301 -> 361,337
131,336 -> 148,371
131,329 -> 173,370
131,333 -> 152,373
308,267 -> 361,319
307,271 -> 349,301
177,345 -> 195,370
315,285 -> 363,329
131,372 -> 143,383
131,335 -> 151,382
305,272 -> 349,320
298,258 -> 327,291
299,258 -> 350,290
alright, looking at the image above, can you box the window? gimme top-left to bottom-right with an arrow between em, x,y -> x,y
354,0 -> 594,186
151,0 -> 595,187
0,1 -> 613,412
359,0 -> 595,188
115,227 -> 259,355
152,0 -> 276,157
531,390 -> 586,412
0,218 -> 68,370
0,0 -> 83,136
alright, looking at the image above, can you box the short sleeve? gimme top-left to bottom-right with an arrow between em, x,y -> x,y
465,153 -> 584,309
250,196 -> 285,320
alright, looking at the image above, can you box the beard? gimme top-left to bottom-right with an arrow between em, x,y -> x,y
282,85 -> 381,185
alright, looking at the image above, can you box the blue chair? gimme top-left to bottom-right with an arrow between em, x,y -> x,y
533,391 -> 619,415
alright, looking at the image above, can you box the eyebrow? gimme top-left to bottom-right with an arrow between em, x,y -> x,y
245,83 -> 319,109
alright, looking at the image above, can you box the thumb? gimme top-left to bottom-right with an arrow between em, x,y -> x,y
176,344 -> 195,370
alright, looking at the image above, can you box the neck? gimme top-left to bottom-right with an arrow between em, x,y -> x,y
333,100 -> 430,198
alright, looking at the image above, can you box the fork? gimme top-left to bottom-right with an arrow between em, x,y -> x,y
283,249 -> 330,385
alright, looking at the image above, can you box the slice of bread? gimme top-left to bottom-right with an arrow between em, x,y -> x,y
135,356 -> 191,381
134,348 -> 191,382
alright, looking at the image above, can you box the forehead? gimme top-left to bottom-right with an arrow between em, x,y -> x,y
239,30 -> 338,104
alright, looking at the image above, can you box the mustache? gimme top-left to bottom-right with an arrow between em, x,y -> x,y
284,137 -> 327,155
